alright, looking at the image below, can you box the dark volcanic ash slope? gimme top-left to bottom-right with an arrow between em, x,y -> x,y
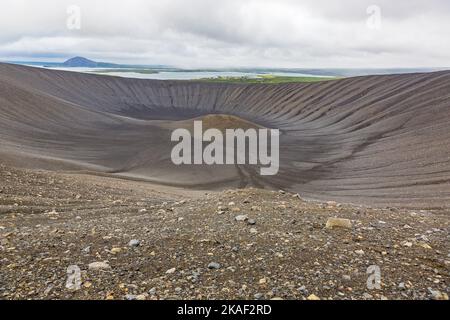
1,63 -> 450,208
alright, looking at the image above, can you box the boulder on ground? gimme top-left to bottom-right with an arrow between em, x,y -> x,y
325,218 -> 352,229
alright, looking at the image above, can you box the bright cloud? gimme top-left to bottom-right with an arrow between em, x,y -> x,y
1,0 -> 449,68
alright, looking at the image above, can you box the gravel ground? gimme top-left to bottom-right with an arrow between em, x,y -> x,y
0,164 -> 449,300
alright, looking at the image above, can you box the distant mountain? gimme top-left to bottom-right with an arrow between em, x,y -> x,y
60,57 -> 168,69
63,57 -> 99,67
5,58 -> 171,70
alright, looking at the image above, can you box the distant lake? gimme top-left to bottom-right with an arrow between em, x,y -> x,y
95,71 -> 330,80
10,62 -> 448,79
33,67 -> 330,80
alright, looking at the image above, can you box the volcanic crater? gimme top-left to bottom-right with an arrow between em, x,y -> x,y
1,63 -> 450,208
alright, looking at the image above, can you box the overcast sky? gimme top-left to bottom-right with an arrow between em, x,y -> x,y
1,0 -> 449,68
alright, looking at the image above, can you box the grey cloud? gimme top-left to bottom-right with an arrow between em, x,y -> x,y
0,0 -> 449,68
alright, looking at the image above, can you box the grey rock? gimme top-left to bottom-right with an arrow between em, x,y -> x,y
235,215 -> 248,222
128,239 -> 141,247
125,294 -> 147,300
298,286 -> 308,294
363,293 -> 373,299
88,261 -> 111,271
428,288 -> 449,300
208,262 -> 221,270
254,293 -> 263,300
342,275 -> 352,281
82,246 -> 91,254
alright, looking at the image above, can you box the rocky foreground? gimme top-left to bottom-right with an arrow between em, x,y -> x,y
0,163 -> 449,300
